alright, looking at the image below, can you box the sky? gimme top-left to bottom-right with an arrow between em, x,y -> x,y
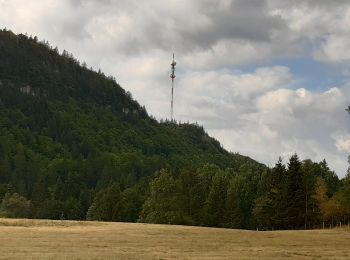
1,0 -> 350,177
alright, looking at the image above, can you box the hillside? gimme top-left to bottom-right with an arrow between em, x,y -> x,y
0,29 -> 259,168
0,29 -> 265,225
0,218 -> 349,259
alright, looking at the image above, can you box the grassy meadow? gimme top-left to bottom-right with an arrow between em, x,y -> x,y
0,219 -> 349,259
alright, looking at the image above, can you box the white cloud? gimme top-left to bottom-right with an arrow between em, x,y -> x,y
335,137 -> 350,153
315,35 -> 350,63
270,1 -> 350,64
173,69 -> 350,176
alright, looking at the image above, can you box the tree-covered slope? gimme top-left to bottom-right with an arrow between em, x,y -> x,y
0,29 -> 263,222
0,29 -> 259,168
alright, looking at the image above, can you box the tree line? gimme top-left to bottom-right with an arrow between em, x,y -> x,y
1,152 -> 349,230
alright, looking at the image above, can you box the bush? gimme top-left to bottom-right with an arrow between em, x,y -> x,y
0,193 -> 30,218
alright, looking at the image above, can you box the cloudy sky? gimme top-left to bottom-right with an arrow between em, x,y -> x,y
1,0 -> 350,176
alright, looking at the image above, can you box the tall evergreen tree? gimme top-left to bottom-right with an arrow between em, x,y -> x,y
283,154 -> 305,229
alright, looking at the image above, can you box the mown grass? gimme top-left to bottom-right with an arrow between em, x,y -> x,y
0,218 -> 349,259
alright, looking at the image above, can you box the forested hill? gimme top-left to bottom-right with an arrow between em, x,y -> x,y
0,29 -> 258,169
0,29 -> 348,230
0,29 -> 262,224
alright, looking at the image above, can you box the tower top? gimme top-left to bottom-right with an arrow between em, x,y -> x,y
170,53 -> 176,79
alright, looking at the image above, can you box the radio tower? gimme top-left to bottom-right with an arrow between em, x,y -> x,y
170,53 -> 176,122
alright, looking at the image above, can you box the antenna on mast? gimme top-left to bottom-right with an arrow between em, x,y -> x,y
170,53 -> 176,122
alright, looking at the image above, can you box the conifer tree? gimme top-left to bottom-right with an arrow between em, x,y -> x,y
283,154 -> 305,229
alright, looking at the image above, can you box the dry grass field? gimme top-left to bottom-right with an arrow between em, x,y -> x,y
0,218 -> 349,259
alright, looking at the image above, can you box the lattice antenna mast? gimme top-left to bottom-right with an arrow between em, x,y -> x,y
170,53 -> 176,122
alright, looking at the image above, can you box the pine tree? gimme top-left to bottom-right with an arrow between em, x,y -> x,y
283,154 -> 305,229
270,157 -> 286,228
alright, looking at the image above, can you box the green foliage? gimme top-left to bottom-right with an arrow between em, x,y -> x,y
87,183 -> 144,222
87,184 -> 121,221
252,156 -> 343,230
202,171 -> 228,227
253,196 -> 274,229
282,154 -> 305,228
224,179 -> 243,228
140,169 -> 190,225
0,193 -> 30,218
